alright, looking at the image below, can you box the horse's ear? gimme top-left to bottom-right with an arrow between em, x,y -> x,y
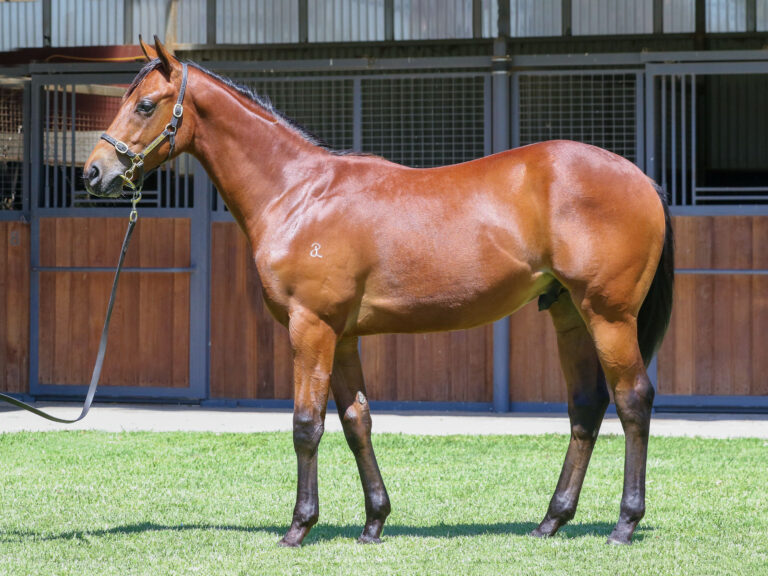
153,34 -> 176,75
139,35 -> 157,62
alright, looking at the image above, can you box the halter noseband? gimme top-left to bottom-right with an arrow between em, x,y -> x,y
100,62 -> 189,203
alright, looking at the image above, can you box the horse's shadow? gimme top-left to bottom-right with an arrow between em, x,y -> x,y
0,521 -> 649,544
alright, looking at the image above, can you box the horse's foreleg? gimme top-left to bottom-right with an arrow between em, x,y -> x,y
279,308 -> 336,548
330,337 -> 391,544
589,316 -> 654,545
532,294 -> 609,538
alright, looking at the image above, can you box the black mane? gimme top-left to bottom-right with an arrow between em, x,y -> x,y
126,58 -> 357,156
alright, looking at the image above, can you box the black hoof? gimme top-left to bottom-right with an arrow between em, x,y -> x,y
358,534 -> 382,544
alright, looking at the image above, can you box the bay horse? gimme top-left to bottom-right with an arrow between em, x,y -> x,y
84,37 -> 673,547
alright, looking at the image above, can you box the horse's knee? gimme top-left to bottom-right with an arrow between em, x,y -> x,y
293,411 -> 324,454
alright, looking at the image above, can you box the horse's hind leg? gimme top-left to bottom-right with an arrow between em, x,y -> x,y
330,337 -> 391,543
586,311 -> 654,545
532,292 -> 609,538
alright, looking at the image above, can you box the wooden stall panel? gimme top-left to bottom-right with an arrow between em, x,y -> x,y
508,300 -> 567,404
210,222 -> 293,399
0,222 -> 30,394
658,216 -> 768,396
38,218 -> 190,388
210,222 -> 493,403
360,327 -> 493,403
658,274 -> 768,396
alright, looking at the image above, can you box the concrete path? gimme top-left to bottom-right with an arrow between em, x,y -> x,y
1,403 -> 767,438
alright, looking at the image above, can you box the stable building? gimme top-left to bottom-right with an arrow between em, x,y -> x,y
0,0 -> 766,412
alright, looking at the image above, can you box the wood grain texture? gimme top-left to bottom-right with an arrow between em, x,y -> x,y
210,222 -> 493,402
210,222 -> 293,399
508,300 -> 568,404
657,216 -> 768,396
0,222 -> 30,394
37,218 -> 190,388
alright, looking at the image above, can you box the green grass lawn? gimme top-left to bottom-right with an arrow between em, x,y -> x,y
0,431 -> 766,576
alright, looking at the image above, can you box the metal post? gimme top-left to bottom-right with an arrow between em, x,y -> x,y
42,0 -> 51,47
472,0 -> 483,38
562,0 -> 572,37
497,0 -> 510,37
190,158 -> 210,400
746,0 -> 757,32
384,0 -> 394,41
206,0 -> 216,45
653,0 -> 664,34
298,0 -> 308,43
491,38 -> 510,413
124,0 -> 133,44
352,78 -> 362,152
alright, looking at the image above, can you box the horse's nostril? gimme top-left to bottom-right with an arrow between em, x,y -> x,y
86,164 -> 101,185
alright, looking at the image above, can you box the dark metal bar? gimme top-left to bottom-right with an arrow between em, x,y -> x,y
491,43 -> 510,413
352,78 -> 362,152
42,0 -> 51,47
653,0 -> 664,33
681,74 -> 687,204
671,75 -> 677,204
561,0 -> 572,36
661,75 -> 667,197
747,0 -> 757,33
298,0 -> 308,43
691,74 -> 697,205
384,0 -> 394,41
123,0 -> 134,43
70,84 -> 76,208
206,0 -> 216,45
497,0 -> 510,37
472,0 -> 483,38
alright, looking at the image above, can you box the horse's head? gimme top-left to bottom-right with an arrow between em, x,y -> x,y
84,36 -> 193,198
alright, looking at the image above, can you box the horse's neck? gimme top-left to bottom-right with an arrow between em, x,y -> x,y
188,77 -> 326,241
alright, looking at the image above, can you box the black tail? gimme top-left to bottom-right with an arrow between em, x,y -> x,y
638,182 -> 674,367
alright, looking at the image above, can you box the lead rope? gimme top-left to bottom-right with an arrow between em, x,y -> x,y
0,63 -> 187,423
0,190 -> 140,423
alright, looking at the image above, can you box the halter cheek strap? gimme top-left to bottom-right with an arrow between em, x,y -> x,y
100,62 -> 188,194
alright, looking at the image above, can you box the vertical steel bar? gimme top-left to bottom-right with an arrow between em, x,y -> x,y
636,71 -> 644,171
52,84 -> 58,208
681,74 -> 687,204
491,52 -> 510,413
661,74 -> 666,196
353,77 -> 362,152
691,73 -> 697,205
671,75 -> 677,205
70,84 -> 76,207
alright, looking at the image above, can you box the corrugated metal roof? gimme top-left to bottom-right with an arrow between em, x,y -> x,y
308,0 -> 386,43
393,0 -> 473,40
217,0 -> 299,44
510,0 -> 560,37
707,0 -> 746,32
573,0 -> 654,35
51,0 -> 125,47
664,0 -> 695,33
0,0 -> 43,52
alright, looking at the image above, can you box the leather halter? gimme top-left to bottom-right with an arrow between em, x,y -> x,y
100,62 -> 188,195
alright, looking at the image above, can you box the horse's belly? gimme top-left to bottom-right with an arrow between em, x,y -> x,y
354,265 -> 550,335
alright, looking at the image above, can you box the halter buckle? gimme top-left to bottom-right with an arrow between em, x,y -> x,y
173,103 -> 183,118
115,141 -> 129,155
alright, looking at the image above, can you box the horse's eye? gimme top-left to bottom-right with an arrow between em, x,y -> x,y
136,99 -> 155,116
